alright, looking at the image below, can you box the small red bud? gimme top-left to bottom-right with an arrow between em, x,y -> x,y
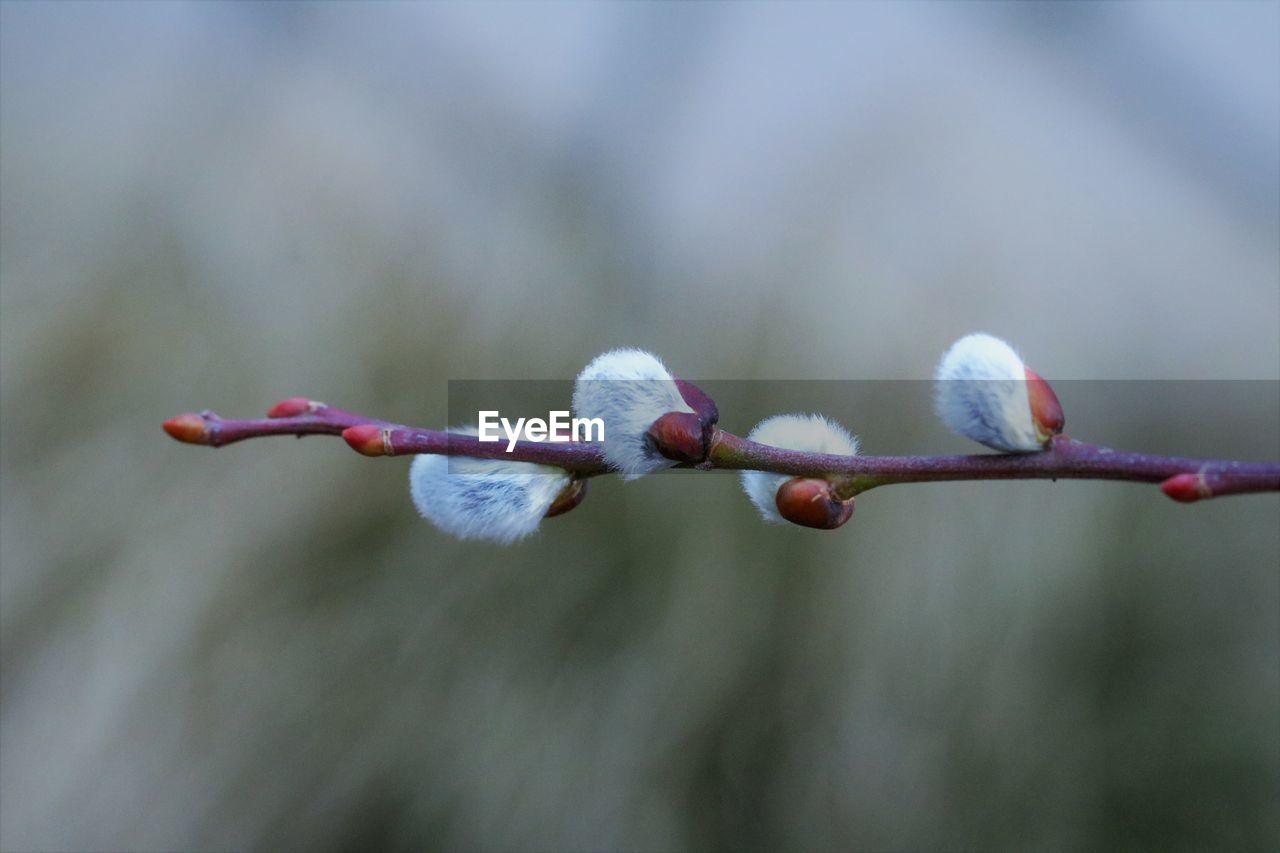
545,479 -> 588,518
343,424 -> 389,456
267,397 -> 317,418
163,413 -> 210,445
775,477 -> 855,530
1161,473 -> 1210,503
1025,367 -> 1065,443
647,411 -> 707,464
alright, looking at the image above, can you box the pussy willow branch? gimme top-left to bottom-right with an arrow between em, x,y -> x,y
164,399 -> 1280,502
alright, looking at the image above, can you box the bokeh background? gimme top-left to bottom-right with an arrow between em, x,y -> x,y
2,1 -> 1278,850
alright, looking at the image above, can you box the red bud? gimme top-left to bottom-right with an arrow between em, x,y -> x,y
1025,367 -> 1065,443
163,413 -> 210,445
343,424 -> 389,456
1161,473 -> 1209,503
267,397 -> 317,418
545,479 -> 588,518
647,411 -> 707,463
775,477 -> 855,530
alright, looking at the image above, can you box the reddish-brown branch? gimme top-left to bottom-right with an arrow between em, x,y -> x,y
162,398 -> 382,447
342,424 -> 611,473
164,399 -> 1280,503
709,433 -> 1280,500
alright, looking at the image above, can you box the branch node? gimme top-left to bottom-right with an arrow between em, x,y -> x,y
268,397 -> 323,418
1161,472 -> 1211,503
343,424 -> 390,456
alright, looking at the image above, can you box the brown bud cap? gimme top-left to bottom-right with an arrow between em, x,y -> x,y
544,479 -> 588,518
647,411 -> 708,464
1161,473 -> 1210,503
1025,367 -> 1065,444
267,397 -> 318,418
342,424 -> 390,456
775,477 -> 855,530
675,378 -> 719,426
163,413 -> 210,445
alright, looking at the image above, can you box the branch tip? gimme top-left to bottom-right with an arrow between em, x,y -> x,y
163,413 -> 210,445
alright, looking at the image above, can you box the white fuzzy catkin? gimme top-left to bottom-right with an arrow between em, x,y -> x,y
933,332 -> 1040,452
739,414 -> 859,524
408,426 -> 571,544
572,348 -> 695,480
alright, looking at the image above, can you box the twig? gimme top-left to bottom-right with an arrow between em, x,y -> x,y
163,398 -> 1280,503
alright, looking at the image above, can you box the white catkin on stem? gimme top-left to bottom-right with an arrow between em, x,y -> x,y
933,332 -> 1040,452
740,413 -> 858,523
572,348 -> 694,480
409,426 -> 570,544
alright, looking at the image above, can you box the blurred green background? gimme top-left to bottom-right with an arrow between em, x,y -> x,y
2,1 -> 1278,850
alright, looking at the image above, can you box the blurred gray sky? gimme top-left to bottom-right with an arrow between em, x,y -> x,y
2,2 -> 1277,851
